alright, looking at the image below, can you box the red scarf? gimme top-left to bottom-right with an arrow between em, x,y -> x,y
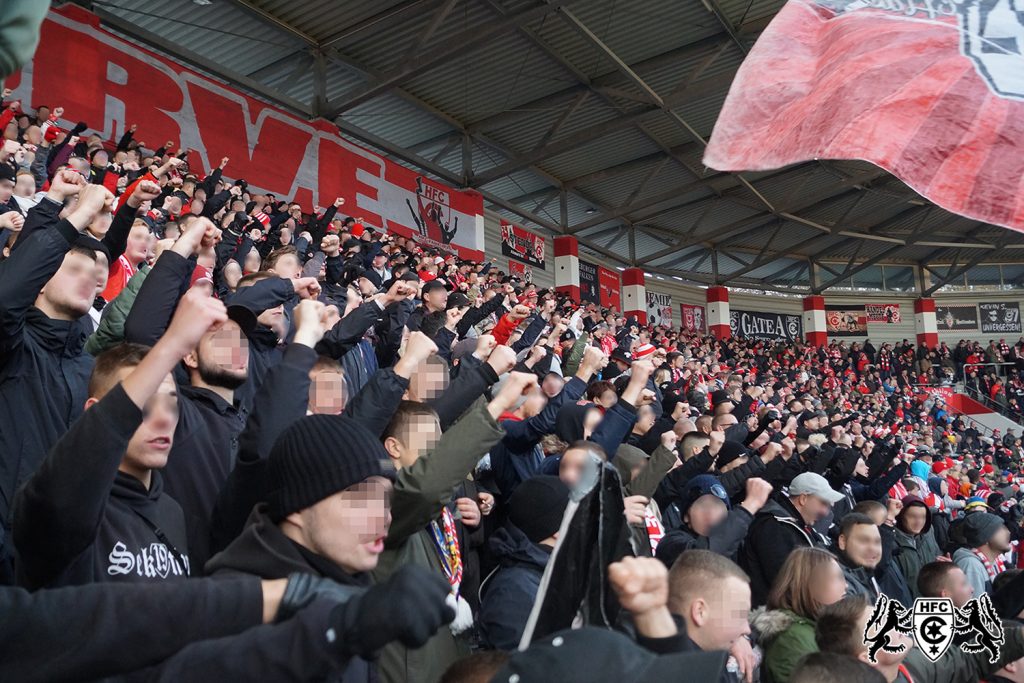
971,547 -> 1006,580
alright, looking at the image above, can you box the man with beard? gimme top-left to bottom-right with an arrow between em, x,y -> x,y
124,217 -> 260,565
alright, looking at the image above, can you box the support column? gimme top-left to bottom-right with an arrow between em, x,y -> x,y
706,286 -> 731,339
553,236 -> 580,302
803,296 -> 827,347
622,268 -> 647,324
915,298 -> 938,349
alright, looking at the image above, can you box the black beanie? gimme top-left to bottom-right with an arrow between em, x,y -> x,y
715,440 -> 748,469
265,415 -> 394,522
508,475 -> 569,544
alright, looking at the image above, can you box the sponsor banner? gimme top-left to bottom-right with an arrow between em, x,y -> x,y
826,305 -> 867,336
579,260 -> 599,304
865,303 -> 901,324
598,267 -> 621,310
730,309 -> 803,342
646,292 -> 673,328
508,260 -> 533,283
704,0 -> 1024,234
979,302 -> 1022,334
936,305 -> 979,331
680,304 -> 707,334
9,7 -> 486,257
500,220 -> 546,270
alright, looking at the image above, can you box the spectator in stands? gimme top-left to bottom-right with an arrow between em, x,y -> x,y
952,511 -> 1011,598
743,472 -> 842,606
892,495 -> 943,597
752,547 -> 847,683
916,560 -> 974,607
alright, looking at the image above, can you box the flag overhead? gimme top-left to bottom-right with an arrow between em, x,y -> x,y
704,0 -> 1024,232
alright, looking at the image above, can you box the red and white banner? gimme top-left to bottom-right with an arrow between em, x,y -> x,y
598,266 -> 621,310
508,259 -> 534,283
9,7 -> 485,258
499,220 -> 546,270
704,0 -> 1024,233
680,304 -> 707,334
865,303 -> 901,324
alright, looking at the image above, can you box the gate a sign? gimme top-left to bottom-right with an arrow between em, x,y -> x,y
913,598 -> 954,662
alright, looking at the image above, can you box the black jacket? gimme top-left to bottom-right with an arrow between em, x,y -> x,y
0,213 -> 94,558
13,384 -> 190,589
228,277 -> 292,413
479,524 -> 551,651
206,505 -> 374,683
741,495 -> 829,607
655,506 -> 754,568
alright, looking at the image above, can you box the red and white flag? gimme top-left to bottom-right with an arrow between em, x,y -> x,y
704,0 -> 1024,232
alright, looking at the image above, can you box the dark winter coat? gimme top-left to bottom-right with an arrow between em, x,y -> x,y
478,524 -> 551,651
656,506 -> 754,568
742,496 -> 829,607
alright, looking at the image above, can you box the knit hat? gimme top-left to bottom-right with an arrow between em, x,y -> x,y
508,475 -> 569,544
265,415 -> 395,522
962,511 -> 1005,548
715,440 -> 748,469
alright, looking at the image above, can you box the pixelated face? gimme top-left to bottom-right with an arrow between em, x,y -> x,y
124,373 -> 179,473
840,523 -> 882,570
684,495 -> 729,537
395,413 -> 441,469
301,476 -> 393,574
698,576 -> 752,650
407,356 -> 450,401
41,250 -> 96,318
194,319 -> 248,389
308,369 -> 346,415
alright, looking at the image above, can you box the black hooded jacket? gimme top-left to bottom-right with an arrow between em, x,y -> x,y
13,384 -> 189,589
0,213 -> 95,563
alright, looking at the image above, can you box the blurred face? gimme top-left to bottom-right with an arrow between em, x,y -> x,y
685,495 -> 729,536
594,389 -> 618,410
520,387 -> 548,419
792,493 -> 833,526
541,373 -> 565,398
989,525 -> 1012,553
813,558 -> 848,607
188,320 -> 249,389
39,251 -> 96,319
125,224 -> 152,263
424,288 -> 447,310
122,373 -> 179,476
942,566 -> 974,608
14,173 -> 34,197
244,248 -> 262,273
256,303 -> 288,339
224,262 -> 242,290
292,477 -> 393,574
840,523 -> 882,569
0,178 -> 14,203
308,369 -> 346,415
690,576 -> 752,650
92,250 -> 109,295
635,405 -> 656,433
270,253 -> 301,280
560,446 -> 593,487
901,505 -> 927,535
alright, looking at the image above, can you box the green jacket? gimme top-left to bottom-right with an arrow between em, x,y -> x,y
0,1 -> 49,84
904,623 -> 1024,683
373,397 -> 504,683
562,333 -> 590,378
893,527 -> 941,597
85,264 -> 149,356
752,608 -> 817,683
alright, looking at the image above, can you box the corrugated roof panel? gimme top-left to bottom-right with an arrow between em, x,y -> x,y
539,128 -> 660,179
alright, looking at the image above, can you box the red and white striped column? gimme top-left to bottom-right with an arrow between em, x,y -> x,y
553,236 -> 580,302
706,286 -> 731,339
802,296 -> 827,347
914,298 -> 938,349
622,268 -> 647,324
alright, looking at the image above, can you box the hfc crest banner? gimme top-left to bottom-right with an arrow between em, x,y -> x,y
704,0 -> 1024,233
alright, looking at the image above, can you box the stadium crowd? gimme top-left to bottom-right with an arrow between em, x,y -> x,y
6,74 -> 1024,683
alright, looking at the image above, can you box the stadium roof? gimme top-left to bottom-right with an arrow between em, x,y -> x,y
72,0 -> 1024,294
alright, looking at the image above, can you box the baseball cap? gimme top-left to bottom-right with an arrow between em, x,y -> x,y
788,472 -> 844,504
678,474 -> 731,515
